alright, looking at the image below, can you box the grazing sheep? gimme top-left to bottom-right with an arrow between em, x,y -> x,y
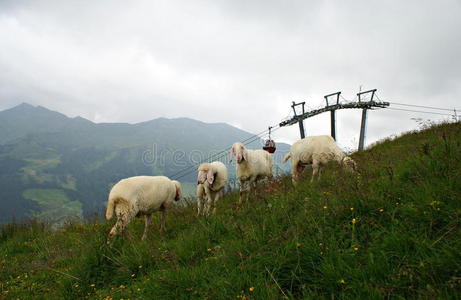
283,135 -> 357,184
230,142 -> 273,204
196,161 -> 228,216
105,176 -> 182,240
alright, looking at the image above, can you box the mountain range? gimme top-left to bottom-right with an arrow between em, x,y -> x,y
0,103 -> 289,224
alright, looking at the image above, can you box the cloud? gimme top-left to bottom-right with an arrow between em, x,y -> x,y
0,0 -> 460,149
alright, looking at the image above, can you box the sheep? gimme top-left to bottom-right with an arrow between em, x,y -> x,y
283,135 -> 357,184
196,161 -> 228,216
105,176 -> 182,240
230,142 -> 273,204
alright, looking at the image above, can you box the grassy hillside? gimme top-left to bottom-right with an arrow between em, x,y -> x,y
1,122 -> 460,299
0,103 -> 290,224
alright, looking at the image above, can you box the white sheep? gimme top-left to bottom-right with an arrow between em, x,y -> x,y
283,135 -> 357,184
105,176 -> 182,240
230,142 -> 273,204
196,161 -> 228,216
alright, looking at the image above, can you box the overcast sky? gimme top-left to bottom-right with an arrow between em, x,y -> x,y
1,0 -> 460,150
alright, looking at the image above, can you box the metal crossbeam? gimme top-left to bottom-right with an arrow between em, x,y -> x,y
279,88 -> 389,151
279,100 -> 389,127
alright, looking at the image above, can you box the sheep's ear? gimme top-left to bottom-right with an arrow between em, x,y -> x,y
197,171 -> 203,184
206,169 -> 214,184
229,147 -> 235,162
242,148 -> 248,161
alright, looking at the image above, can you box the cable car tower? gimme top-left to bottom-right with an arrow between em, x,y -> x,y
279,89 -> 389,150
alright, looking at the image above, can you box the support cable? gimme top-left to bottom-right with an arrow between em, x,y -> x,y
171,125 -> 282,180
384,107 -> 455,116
389,102 -> 460,112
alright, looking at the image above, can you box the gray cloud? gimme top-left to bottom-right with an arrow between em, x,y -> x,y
0,0 -> 460,150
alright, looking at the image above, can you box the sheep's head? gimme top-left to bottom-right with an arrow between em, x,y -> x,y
172,180 -> 183,201
342,156 -> 357,172
230,142 -> 247,164
107,221 -> 122,243
197,164 -> 214,185
108,227 -> 117,237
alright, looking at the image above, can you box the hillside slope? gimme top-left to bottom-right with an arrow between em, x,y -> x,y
0,121 -> 460,299
0,103 -> 289,224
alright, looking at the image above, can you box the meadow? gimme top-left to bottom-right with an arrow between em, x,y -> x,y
1,121 -> 460,299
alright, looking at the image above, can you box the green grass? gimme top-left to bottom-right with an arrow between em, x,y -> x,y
60,175 -> 77,191
21,157 -> 61,184
84,152 -> 118,173
1,121 -> 461,299
22,189 -> 83,222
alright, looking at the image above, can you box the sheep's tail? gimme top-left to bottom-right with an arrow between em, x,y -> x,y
282,152 -> 291,163
105,196 -> 118,220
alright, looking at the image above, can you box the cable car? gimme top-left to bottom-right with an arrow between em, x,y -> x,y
263,126 -> 276,153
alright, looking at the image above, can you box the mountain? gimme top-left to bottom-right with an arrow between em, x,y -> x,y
0,103 -> 290,224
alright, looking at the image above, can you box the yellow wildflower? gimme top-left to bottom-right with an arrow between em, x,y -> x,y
350,207 -> 354,211
249,287 -> 255,292
354,247 -> 359,251
119,284 -> 126,289
90,284 -> 95,287
338,279 -> 346,284
352,218 -> 357,225
207,248 -> 212,252
323,205 -> 328,209
379,208 -> 384,212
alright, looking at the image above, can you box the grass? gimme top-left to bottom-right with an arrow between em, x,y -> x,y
1,121 -> 461,299
22,189 -> 83,222
21,156 -> 61,185
60,175 -> 77,191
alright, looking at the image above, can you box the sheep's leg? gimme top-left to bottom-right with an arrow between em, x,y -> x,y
243,176 -> 256,203
292,160 -> 304,185
238,179 -> 248,205
253,177 -> 259,197
204,186 -> 213,216
239,189 -> 244,205
212,192 -> 220,215
159,209 -> 166,233
205,197 -> 213,217
243,180 -> 252,204
197,197 -> 202,216
204,194 -> 211,216
141,214 -> 152,241
311,163 -> 320,182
